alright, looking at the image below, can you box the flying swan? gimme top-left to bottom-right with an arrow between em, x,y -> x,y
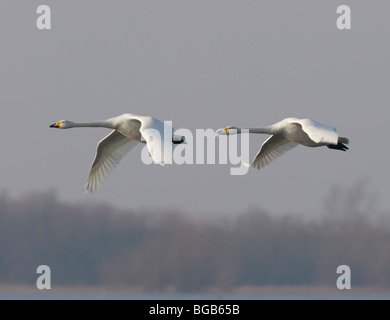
50,113 -> 185,192
218,117 -> 349,169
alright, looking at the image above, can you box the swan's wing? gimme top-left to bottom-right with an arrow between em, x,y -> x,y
138,117 -> 173,165
294,119 -> 338,145
251,134 -> 298,169
85,130 -> 138,193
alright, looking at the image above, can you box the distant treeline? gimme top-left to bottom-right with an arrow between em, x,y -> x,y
0,190 -> 389,291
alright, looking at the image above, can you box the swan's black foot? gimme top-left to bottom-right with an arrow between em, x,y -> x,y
327,142 -> 349,151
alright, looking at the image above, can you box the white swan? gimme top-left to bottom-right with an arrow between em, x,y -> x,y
218,117 -> 349,169
50,113 -> 185,192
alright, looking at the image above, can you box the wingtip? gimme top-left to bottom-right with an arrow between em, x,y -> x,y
84,181 -> 98,194
250,160 -> 264,170
243,162 -> 251,168
84,184 -> 92,194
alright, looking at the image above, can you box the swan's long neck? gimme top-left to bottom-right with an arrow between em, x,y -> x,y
70,120 -> 115,129
241,126 -> 275,134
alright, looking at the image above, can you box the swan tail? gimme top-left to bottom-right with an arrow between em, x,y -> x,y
338,137 -> 349,145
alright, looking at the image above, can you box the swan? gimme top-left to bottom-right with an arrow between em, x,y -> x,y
217,117 -> 349,169
50,113 -> 185,192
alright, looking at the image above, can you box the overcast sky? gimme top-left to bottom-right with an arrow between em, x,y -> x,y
1,1 -> 389,216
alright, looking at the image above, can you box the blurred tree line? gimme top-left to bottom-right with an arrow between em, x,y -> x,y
0,188 -> 389,291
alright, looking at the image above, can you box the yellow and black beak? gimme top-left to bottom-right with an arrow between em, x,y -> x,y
50,121 -> 61,128
219,127 -> 229,134
216,127 -> 229,135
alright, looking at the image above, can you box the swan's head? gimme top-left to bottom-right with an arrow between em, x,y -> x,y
217,126 -> 240,135
50,120 -> 74,129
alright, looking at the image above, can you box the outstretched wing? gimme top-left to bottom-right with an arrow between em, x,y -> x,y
138,117 -> 173,165
251,134 -> 298,169
85,130 -> 138,192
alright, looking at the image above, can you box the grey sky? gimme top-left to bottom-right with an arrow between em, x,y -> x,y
1,1 -> 389,216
